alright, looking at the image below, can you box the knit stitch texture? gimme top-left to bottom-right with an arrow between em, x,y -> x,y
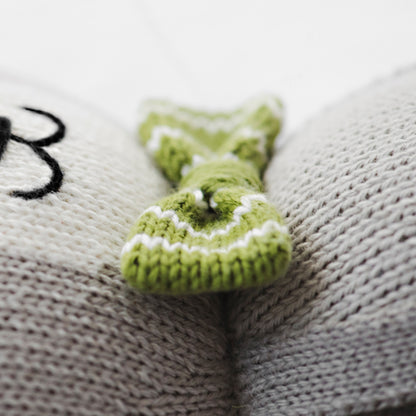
0,78 -> 236,415
121,97 -> 292,295
2,70 -> 416,415
227,68 -> 416,415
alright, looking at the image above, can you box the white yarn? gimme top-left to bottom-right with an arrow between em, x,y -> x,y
127,193 -> 270,242
121,220 -> 287,256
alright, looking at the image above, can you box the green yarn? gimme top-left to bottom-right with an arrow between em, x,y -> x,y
121,96 -> 292,295
180,160 -> 263,195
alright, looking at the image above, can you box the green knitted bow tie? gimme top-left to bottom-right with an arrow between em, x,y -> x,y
121,96 -> 292,295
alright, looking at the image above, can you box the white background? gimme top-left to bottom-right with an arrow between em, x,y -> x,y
0,0 -> 415,136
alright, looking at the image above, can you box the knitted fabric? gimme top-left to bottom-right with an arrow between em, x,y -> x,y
227,68 -> 416,415
0,77 -> 236,415
121,97 -> 292,295
0,107 -> 65,199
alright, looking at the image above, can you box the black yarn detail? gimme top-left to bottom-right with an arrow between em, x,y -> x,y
0,108 -> 66,200
22,107 -> 66,147
0,117 -> 11,161
9,134 -> 64,199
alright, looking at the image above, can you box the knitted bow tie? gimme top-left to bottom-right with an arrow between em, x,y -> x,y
121,96 -> 292,295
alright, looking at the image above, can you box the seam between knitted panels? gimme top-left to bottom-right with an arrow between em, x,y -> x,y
219,291 -> 243,415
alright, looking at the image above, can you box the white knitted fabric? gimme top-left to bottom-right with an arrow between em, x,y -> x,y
227,68 -> 416,415
0,78 -> 235,415
0,79 -> 169,273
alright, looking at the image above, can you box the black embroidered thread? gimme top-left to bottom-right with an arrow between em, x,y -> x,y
0,107 -> 66,199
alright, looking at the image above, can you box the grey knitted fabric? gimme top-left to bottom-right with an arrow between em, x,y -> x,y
2,70 -> 416,415
0,78 -> 235,415
227,68 -> 416,415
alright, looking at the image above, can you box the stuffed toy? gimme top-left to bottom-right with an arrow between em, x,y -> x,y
0,70 -> 415,415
